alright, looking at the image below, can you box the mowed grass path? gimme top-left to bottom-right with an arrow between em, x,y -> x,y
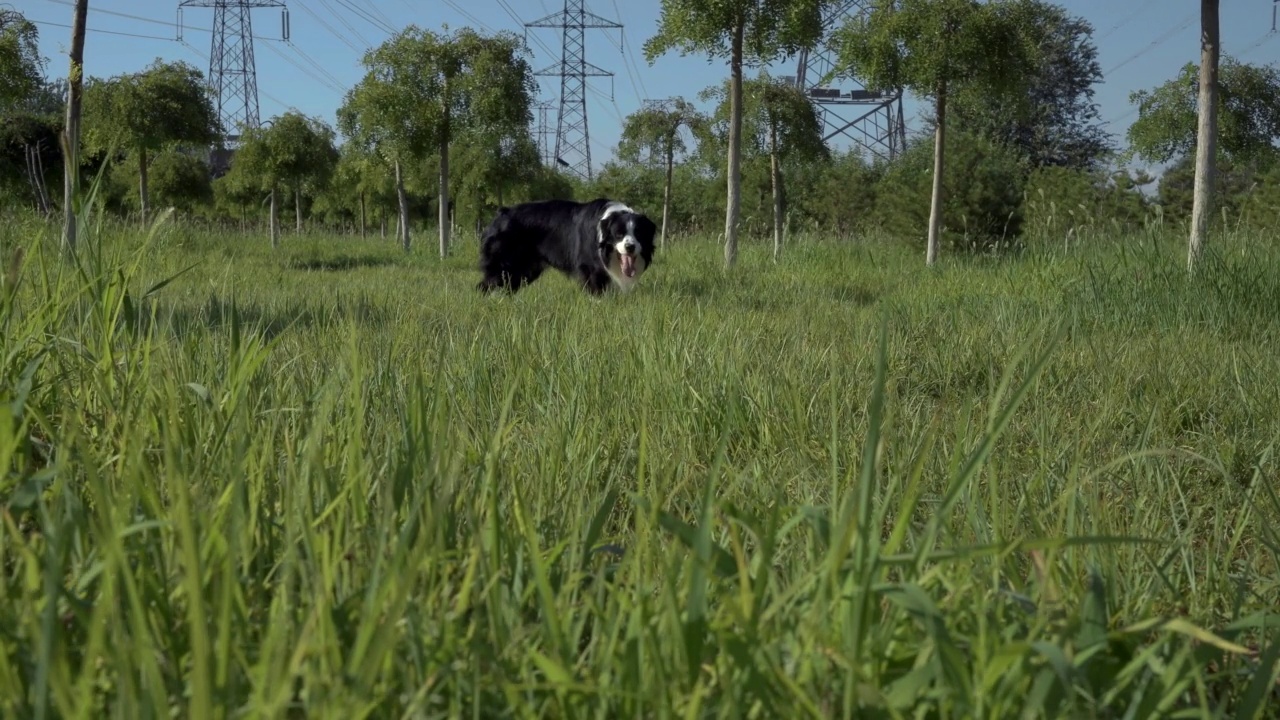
2,215 -> 1278,718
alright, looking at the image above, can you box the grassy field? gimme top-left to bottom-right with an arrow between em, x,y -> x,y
2,207 -> 1279,718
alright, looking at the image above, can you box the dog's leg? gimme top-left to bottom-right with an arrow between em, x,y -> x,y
581,268 -> 612,296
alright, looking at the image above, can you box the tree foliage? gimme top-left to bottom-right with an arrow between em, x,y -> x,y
0,9 -> 43,111
82,59 -> 219,223
946,0 -> 1109,170
702,73 -> 827,259
1125,56 -> 1280,168
235,111 -> 337,193
644,0 -> 829,269
875,130 -> 1028,251
338,25 -> 537,256
834,0 -> 1041,264
233,110 -> 338,244
618,97 -> 705,246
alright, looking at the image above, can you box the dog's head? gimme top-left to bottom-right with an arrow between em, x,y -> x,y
596,202 -> 657,291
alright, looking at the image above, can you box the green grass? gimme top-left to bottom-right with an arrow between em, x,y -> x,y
2,207 -> 1279,718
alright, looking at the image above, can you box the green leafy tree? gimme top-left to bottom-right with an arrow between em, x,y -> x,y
703,74 -> 828,261
339,26 -> 537,256
947,0 -> 1109,171
327,144 -> 392,238
0,8 -> 44,111
835,0 -> 1041,265
454,132 -> 542,212
213,162 -> 262,232
1125,57 -> 1280,168
644,0 -> 828,269
1,78 -> 63,213
617,98 -> 705,247
232,111 -> 339,247
789,150 -> 883,238
147,150 -> 213,216
83,59 -> 220,225
875,130 -> 1028,252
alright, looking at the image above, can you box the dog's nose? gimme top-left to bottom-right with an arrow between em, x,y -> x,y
622,241 -> 637,254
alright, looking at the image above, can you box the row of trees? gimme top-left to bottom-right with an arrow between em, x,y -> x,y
4,2 -> 1277,270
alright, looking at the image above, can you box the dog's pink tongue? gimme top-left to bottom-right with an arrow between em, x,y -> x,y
621,255 -> 636,277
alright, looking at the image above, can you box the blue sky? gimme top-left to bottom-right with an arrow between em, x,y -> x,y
18,0 -> 1280,176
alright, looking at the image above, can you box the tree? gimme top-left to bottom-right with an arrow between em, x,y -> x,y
451,131 -> 543,238
1,78 -> 63,213
835,0 -> 1041,266
145,150 -> 213,217
1189,0 -> 1220,273
232,111 -> 339,247
329,144 -> 384,238
644,0 -> 828,269
703,74 -> 827,261
83,59 -> 220,225
946,0 -> 1109,171
339,25 -> 537,256
0,8 -> 44,111
1125,58 -> 1280,168
62,0 -> 87,255
213,163 -> 261,232
617,98 -> 704,247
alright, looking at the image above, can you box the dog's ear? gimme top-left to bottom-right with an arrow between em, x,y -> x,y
596,216 -> 612,247
634,214 -> 658,244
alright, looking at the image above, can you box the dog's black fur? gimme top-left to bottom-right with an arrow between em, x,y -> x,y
477,198 -> 657,295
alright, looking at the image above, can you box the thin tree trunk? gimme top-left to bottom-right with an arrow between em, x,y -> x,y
295,188 -> 303,233
927,79 -> 948,267
27,144 -> 52,214
395,159 -> 410,251
662,140 -> 674,247
438,119 -> 451,258
724,19 -> 745,270
1189,0 -> 1220,274
138,147 -> 149,226
269,188 -> 280,248
359,192 -> 366,239
380,206 -> 386,239
770,121 -> 783,263
61,0 -> 87,256
36,142 -> 50,214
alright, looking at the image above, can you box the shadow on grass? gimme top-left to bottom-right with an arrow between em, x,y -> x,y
155,293 -> 388,341
286,254 -> 398,272
663,275 -> 879,311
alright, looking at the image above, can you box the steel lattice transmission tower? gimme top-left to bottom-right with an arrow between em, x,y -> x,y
789,0 -> 906,161
533,99 -> 557,167
178,0 -> 289,147
526,0 -> 621,181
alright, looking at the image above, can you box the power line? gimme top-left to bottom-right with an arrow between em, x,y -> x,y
1096,0 -> 1161,43
291,0 -> 365,53
41,0 -> 270,40
31,18 -> 174,42
313,0 -> 373,48
1104,11 -> 1198,77
331,0 -> 394,35
258,36 -> 344,92
1102,28 -> 1278,130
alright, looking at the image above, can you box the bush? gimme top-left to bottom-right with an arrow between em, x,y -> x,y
873,130 -> 1028,252
1023,166 -> 1155,243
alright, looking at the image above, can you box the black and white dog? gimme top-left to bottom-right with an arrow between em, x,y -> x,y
477,198 -> 657,295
